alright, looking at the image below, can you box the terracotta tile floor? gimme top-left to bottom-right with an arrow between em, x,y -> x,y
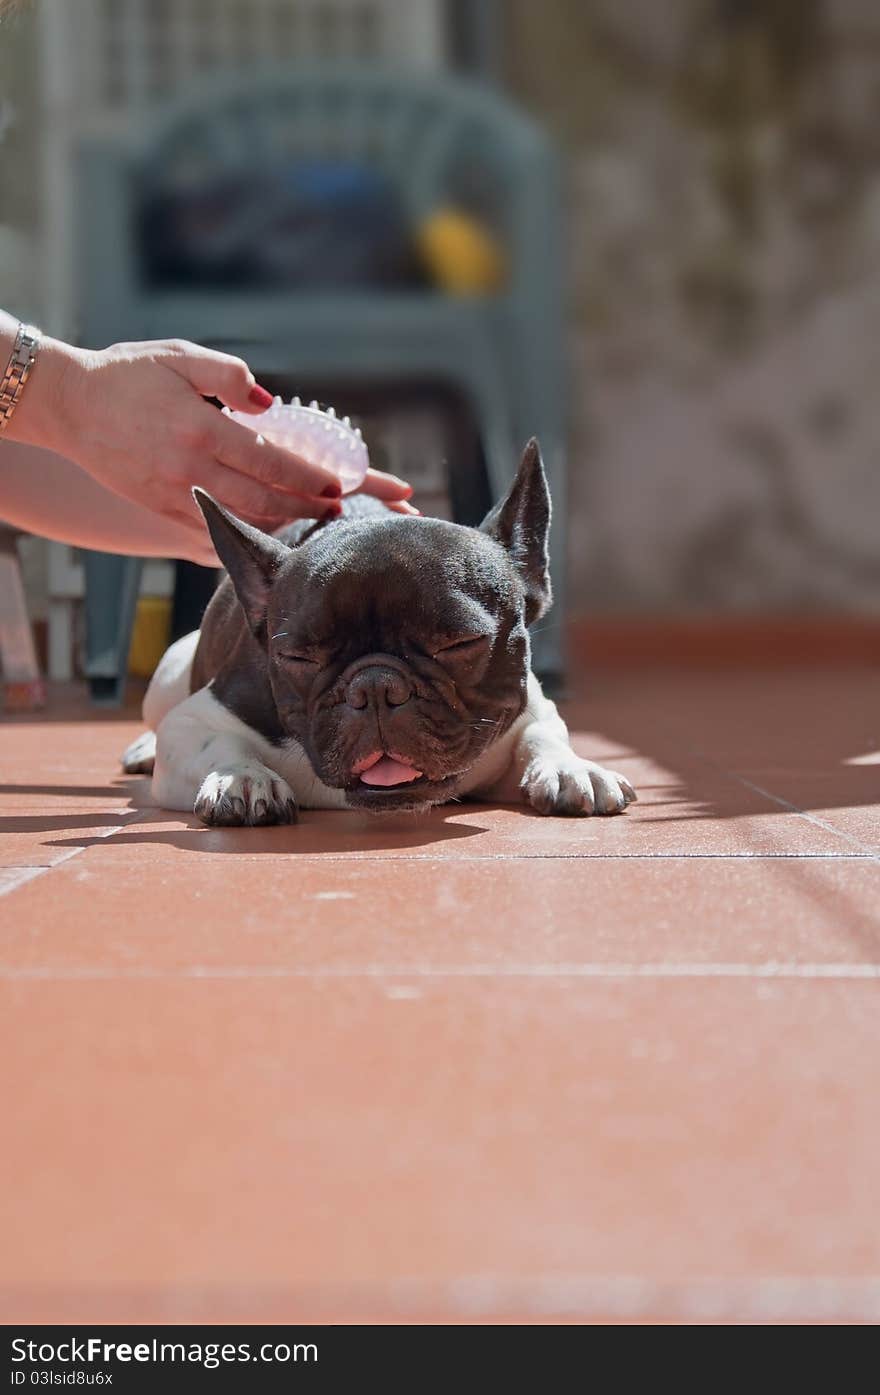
1,665 -> 879,1324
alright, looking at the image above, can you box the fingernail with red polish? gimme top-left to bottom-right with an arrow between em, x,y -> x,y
321,504 -> 342,521
321,483 -> 343,499
248,384 -> 273,409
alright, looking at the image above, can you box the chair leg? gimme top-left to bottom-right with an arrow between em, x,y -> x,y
48,599 -> 75,682
82,552 -> 144,706
0,531 -> 46,711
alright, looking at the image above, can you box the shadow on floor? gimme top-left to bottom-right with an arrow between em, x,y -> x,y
1,668 -> 878,861
0,795 -> 490,855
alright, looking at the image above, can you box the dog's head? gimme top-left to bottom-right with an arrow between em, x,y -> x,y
195,439 -> 551,812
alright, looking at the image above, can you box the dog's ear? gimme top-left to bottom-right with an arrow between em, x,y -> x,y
194,489 -> 290,642
479,438 -> 552,624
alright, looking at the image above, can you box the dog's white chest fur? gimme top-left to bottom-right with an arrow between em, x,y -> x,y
126,630 -> 636,824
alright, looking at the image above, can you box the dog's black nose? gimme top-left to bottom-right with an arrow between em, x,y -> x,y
346,665 -> 412,710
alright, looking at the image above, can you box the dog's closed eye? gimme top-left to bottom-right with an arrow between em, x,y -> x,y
277,652 -> 319,666
432,636 -> 490,660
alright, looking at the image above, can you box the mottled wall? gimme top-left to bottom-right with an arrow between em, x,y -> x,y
505,0 -> 880,614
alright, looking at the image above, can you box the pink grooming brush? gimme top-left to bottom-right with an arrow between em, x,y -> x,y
223,396 -> 369,494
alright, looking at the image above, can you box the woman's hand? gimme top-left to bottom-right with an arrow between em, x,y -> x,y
9,336 -> 416,559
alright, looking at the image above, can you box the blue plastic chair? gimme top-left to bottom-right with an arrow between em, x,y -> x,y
75,65 -> 566,698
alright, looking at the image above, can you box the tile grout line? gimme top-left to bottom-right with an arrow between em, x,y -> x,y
4,1275 -> 880,1322
1,852 -> 877,889
0,850 -> 84,899
2,961 -> 880,981
726,772 -> 880,859
37,849 -> 880,860
686,746 -> 880,861
0,807 -> 151,899
419,1273 -> 880,1322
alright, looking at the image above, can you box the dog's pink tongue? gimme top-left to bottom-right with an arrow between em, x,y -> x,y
359,755 -> 422,786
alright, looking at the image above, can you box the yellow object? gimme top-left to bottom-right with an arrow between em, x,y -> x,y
128,595 -> 172,678
416,208 -> 507,295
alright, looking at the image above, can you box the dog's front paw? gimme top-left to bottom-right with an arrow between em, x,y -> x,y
521,750 -> 637,816
121,730 -> 157,775
194,763 -> 298,827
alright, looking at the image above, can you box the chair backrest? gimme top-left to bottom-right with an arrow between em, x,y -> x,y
131,66 -> 550,257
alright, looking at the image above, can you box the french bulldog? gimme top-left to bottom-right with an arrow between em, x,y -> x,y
122,440 -> 637,823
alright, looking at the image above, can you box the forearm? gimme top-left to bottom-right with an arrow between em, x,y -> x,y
0,438 -> 217,564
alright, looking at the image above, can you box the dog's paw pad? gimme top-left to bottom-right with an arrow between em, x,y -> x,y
522,755 -> 637,817
194,765 -> 298,827
121,731 -> 157,775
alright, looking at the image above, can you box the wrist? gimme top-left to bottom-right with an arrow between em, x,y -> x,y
4,335 -> 96,457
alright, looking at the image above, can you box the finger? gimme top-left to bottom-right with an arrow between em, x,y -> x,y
165,343 -> 274,414
384,500 -> 422,516
202,470 -> 319,525
211,413 -> 343,499
357,467 -> 414,501
194,459 -> 340,529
